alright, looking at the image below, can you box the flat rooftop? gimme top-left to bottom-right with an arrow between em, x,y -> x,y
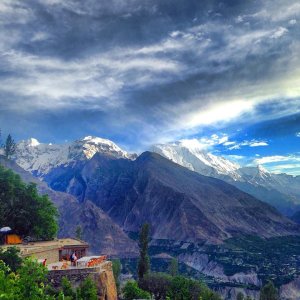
0,238 -> 89,256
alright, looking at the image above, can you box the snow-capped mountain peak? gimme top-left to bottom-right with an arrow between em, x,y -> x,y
18,138 -> 40,147
14,136 -> 134,177
152,141 -> 241,179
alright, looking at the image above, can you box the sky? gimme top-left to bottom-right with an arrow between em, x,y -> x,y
0,0 -> 299,175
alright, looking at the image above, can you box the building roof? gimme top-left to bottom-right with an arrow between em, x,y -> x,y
1,238 -> 89,256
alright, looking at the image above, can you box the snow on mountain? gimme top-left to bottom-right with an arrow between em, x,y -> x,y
14,136 -> 134,177
152,141 -> 300,214
237,165 -> 272,184
152,141 -> 241,180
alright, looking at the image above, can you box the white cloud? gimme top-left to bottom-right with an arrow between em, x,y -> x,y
289,19 -> 297,25
252,154 -> 300,176
31,32 -> 50,42
178,133 -> 231,151
226,139 -> 268,150
249,141 -> 269,147
270,27 -> 288,39
254,155 -> 300,164
175,100 -> 255,130
296,132 -> 300,137
223,141 -> 236,146
247,2 -> 300,23
0,47 -> 182,110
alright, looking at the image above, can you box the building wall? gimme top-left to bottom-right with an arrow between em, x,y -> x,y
48,261 -> 117,300
22,248 -> 59,264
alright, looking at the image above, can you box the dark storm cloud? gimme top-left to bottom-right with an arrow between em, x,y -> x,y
0,0 -> 300,147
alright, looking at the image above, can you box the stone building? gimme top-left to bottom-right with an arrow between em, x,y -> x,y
1,238 -> 89,263
1,238 -> 117,300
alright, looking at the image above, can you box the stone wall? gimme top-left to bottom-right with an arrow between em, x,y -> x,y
48,261 -> 117,300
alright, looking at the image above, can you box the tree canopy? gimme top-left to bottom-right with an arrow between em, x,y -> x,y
4,134 -> 16,159
137,223 -> 150,281
260,281 -> 279,300
0,165 -> 58,240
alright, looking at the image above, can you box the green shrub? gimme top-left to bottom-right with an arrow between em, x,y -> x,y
123,280 -> 151,300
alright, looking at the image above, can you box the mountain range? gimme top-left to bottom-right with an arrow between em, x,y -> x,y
153,141 -> 300,216
4,136 -> 298,247
14,136 -> 300,217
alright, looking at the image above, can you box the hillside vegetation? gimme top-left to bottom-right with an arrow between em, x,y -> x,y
0,165 -> 58,240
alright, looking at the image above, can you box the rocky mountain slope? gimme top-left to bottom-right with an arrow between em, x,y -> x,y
41,151 -> 299,243
153,142 -> 300,216
0,156 -> 138,256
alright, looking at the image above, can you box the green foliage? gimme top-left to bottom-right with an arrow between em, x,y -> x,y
0,260 -> 19,299
78,277 -> 98,300
17,257 -> 51,300
169,258 -> 179,276
259,281 -> 279,300
140,272 -> 221,300
122,280 -> 151,300
75,226 -> 82,240
137,223 -> 150,281
0,247 -> 22,272
61,276 -> 75,299
0,258 -> 101,300
4,134 -> 16,159
168,275 -> 197,300
0,165 -> 58,239
140,272 -> 172,300
112,259 -> 122,293
0,258 -> 54,299
237,292 -> 244,300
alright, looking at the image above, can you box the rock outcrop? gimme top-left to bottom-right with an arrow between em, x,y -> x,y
48,261 -> 117,300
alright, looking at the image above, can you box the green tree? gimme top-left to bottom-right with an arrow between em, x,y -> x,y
0,259 -> 56,300
16,257 -> 51,300
167,275 -> 191,300
0,260 -> 19,299
122,280 -> 151,300
260,281 -> 279,300
61,276 -> 75,299
237,292 -> 244,300
140,272 -> 172,300
112,259 -> 122,293
0,247 -> 22,272
0,166 -> 58,239
78,277 -> 98,300
4,134 -> 16,159
169,258 -> 179,276
137,223 -> 150,281
75,225 -> 82,240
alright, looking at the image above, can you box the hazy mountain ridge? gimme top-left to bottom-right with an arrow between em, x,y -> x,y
153,142 -> 300,216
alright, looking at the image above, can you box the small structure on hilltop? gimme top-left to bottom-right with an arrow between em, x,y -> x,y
0,227 -> 22,245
